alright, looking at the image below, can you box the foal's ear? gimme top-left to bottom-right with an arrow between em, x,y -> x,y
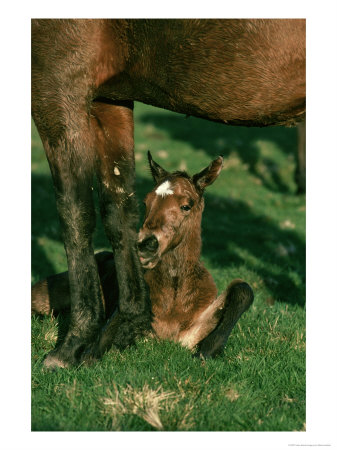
147,151 -> 169,183
192,156 -> 224,192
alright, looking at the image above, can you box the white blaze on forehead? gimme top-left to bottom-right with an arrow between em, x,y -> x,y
155,180 -> 174,197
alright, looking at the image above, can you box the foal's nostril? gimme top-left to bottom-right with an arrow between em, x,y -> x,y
138,235 -> 159,253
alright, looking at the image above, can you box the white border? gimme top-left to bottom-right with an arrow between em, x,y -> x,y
1,1 -> 337,449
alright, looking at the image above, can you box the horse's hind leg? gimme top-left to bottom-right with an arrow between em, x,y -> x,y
197,280 -> 254,359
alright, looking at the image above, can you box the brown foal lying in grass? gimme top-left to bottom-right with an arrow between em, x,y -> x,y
32,153 -> 253,363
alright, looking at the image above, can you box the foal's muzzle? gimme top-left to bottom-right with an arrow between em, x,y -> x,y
137,235 -> 159,269
137,235 -> 159,254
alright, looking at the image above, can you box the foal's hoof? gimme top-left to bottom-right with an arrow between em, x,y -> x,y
193,351 -> 209,361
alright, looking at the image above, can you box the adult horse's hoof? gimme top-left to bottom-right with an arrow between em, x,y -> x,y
42,335 -> 92,369
43,351 -> 70,370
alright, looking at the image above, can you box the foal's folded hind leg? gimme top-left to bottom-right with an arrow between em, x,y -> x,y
197,279 -> 254,359
31,252 -> 117,317
31,271 -> 72,316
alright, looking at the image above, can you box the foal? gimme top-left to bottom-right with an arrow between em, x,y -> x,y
32,154 -> 253,361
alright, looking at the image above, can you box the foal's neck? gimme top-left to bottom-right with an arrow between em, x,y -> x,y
155,220 -> 202,282
144,209 -> 218,312
170,228 -> 201,265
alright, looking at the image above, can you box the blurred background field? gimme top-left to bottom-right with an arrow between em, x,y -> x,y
31,102 -> 305,431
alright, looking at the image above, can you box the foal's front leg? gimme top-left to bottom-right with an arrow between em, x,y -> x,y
196,280 -> 254,359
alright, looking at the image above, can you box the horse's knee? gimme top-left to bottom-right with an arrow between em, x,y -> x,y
225,279 -> 254,312
196,280 -> 254,359
57,193 -> 96,250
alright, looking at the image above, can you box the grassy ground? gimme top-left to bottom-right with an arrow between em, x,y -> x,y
31,102 -> 305,431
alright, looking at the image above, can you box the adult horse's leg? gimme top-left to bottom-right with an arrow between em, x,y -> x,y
90,100 -> 151,357
32,20 -> 110,368
196,280 -> 254,359
32,106 -> 104,368
32,20 -> 151,366
32,97 -> 150,366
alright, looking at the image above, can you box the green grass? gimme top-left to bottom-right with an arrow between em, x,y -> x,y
31,102 -> 305,431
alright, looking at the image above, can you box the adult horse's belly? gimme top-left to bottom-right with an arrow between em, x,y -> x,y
99,19 -> 305,127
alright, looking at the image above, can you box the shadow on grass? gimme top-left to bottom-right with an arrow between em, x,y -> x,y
138,112 -> 297,194
202,192 -> 305,306
31,174 -> 59,278
31,173 -> 112,280
32,171 -> 305,307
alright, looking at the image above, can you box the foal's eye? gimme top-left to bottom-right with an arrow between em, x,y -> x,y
180,205 -> 191,212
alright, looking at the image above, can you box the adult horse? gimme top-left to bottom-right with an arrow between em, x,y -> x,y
31,19 -> 305,368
